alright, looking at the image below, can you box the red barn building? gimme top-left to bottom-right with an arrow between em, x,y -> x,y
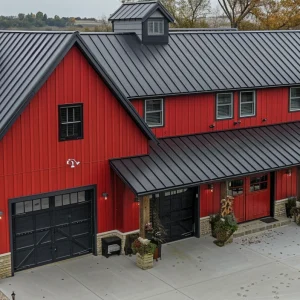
1,1 -> 300,278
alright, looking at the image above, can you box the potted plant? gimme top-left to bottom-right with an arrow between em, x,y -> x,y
214,213 -> 238,247
286,197 -> 296,218
150,205 -> 167,261
132,237 -> 157,270
210,214 -> 221,238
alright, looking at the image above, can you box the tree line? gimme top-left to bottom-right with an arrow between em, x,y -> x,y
1,0 -> 300,31
122,0 -> 300,30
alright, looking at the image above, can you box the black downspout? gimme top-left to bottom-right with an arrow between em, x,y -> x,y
270,172 -> 275,217
194,186 -> 200,238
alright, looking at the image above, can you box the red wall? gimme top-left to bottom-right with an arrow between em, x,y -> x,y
0,46 -> 148,254
200,183 -> 221,218
132,88 -> 300,138
275,167 -> 297,200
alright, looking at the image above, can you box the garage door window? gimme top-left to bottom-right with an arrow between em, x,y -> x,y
250,174 -> 268,192
14,198 -> 49,214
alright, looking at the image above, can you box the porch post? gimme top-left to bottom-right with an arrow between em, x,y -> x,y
139,195 -> 150,238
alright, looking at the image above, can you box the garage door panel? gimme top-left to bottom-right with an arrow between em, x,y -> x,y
36,230 -> 51,244
15,233 -> 34,249
55,240 -> 71,260
14,215 -> 34,233
36,244 -> 53,264
71,203 -> 91,221
73,235 -> 91,254
35,212 -> 51,229
55,208 -> 72,225
14,248 -> 35,270
12,188 -> 94,272
71,222 -> 90,235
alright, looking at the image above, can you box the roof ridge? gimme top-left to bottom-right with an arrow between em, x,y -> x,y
121,1 -> 157,4
0,30 -> 77,34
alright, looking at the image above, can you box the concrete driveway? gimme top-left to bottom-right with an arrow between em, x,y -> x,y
1,224 -> 300,300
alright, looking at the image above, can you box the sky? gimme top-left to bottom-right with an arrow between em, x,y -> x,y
1,0 -> 122,18
1,0 -> 220,18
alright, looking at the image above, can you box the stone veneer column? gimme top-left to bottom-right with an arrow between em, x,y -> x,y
0,253 -> 12,279
200,216 -> 211,236
274,199 -> 288,217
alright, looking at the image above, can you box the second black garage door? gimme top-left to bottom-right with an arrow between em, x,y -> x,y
11,187 -> 95,272
152,188 -> 198,243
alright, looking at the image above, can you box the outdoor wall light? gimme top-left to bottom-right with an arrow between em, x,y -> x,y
286,169 -> 292,176
0,211 -> 3,220
102,193 -> 108,200
134,197 -> 140,203
208,184 -> 214,192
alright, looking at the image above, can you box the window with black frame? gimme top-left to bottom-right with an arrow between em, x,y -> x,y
228,179 -> 244,196
59,104 -> 83,141
250,174 -> 268,192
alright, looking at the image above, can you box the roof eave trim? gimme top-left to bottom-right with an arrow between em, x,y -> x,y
141,3 -> 175,22
0,33 -> 78,141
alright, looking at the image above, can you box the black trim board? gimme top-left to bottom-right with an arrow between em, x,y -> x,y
9,185 -> 97,276
195,186 -> 200,238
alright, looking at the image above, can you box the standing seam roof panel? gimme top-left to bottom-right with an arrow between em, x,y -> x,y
111,122 -> 300,195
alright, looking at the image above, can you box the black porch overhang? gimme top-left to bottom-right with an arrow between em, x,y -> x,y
110,122 -> 300,196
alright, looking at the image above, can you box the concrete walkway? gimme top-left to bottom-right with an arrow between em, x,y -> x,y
1,224 -> 300,300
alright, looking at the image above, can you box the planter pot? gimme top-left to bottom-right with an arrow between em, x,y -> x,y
136,253 -> 153,270
215,230 -> 234,247
296,214 -> 300,226
153,244 -> 161,261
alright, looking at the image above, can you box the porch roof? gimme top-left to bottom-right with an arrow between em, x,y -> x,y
110,122 -> 300,196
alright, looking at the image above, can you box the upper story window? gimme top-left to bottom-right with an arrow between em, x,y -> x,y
240,91 -> 256,117
145,99 -> 164,127
59,104 -> 83,141
216,93 -> 233,120
148,19 -> 164,35
290,87 -> 300,111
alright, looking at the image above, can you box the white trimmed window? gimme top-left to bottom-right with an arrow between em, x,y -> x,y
148,19 -> 164,35
145,99 -> 163,127
216,93 -> 233,120
290,87 -> 300,111
240,91 -> 255,117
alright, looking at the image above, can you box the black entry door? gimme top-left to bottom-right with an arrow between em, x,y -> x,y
12,189 -> 94,272
157,188 -> 196,242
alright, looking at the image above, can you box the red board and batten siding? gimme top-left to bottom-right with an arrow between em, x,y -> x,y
275,167 -> 297,201
0,46 -> 148,254
132,88 -> 300,138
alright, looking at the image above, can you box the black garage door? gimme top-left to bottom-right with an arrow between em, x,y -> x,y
11,188 -> 95,272
153,188 -> 197,243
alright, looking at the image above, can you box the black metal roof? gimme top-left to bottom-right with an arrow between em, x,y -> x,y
81,31 -> 300,99
109,1 -> 174,22
110,122 -> 300,195
0,31 -> 156,141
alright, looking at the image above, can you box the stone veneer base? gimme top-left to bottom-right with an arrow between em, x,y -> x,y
0,253 -> 12,280
97,230 -> 139,256
274,198 -> 289,217
200,216 -> 211,236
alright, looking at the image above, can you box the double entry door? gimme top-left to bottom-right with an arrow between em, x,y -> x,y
228,174 -> 270,223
